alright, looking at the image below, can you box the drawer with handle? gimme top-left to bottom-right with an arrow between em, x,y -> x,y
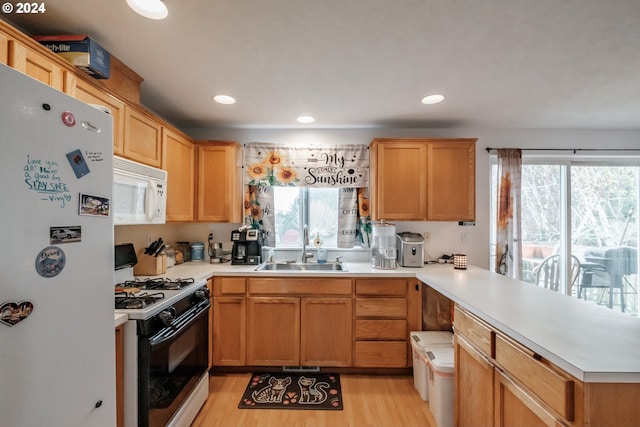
495,333 -> 574,421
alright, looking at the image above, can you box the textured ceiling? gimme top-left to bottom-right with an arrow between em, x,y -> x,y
4,0 -> 640,130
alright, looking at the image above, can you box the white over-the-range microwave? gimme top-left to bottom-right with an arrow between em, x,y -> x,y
113,156 -> 167,225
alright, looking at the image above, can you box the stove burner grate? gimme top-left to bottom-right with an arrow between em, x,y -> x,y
118,277 -> 196,291
114,291 -> 165,310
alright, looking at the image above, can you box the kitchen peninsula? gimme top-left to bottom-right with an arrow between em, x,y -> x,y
150,261 -> 640,426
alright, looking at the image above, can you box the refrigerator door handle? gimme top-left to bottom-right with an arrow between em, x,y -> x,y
146,180 -> 159,222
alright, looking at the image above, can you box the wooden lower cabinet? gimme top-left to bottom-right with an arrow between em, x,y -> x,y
212,277 -> 246,367
453,304 -> 640,427
354,278 -> 422,368
495,369 -> 565,427
212,276 -> 419,369
455,305 -> 572,427
247,295 -> 353,367
247,297 -> 301,366
246,277 -> 352,367
455,334 -> 494,427
301,297 -> 352,367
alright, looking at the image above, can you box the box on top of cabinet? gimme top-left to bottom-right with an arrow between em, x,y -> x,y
33,35 -> 110,79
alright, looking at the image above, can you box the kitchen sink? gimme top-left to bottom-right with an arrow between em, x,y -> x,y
254,262 -> 348,272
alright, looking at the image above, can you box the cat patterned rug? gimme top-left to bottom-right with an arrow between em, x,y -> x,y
238,372 -> 343,410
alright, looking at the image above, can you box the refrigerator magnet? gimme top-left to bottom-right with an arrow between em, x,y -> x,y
79,193 -> 110,217
50,226 -> 81,244
61,111 -> 76,127
65,149 -> 90,179
0,301 -> 34,327
34,246 -> 66,278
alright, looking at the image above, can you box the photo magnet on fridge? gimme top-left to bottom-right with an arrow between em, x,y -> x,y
79,193 -> 110,217
0,301 -> 34,327
65,149 -> 90,178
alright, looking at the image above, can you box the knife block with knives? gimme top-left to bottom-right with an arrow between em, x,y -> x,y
133,237 -> 167,276
134,252 -> 167,276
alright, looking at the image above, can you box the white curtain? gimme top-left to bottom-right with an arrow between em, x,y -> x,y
495,149 -> 523,279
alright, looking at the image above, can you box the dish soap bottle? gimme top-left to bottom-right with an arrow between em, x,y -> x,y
314,234 -> 327,264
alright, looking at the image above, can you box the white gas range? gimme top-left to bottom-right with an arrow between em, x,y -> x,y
114,267 -> 210,427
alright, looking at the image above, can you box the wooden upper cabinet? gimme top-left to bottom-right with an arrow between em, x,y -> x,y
64,72 -> 125,155
370,138 -> 476,221
196,142 -> 242,222
370,141 -> 427,221
8,40 -> 63,91
0,30 -> 8,65
123,105 -> 163,167
427,141 -> 475,221
162,127 -> 195,222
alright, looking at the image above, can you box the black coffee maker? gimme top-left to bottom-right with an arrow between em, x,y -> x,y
231,228 -> 264,265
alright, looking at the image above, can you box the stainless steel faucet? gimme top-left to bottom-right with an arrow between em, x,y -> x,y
300,224 -> 312,263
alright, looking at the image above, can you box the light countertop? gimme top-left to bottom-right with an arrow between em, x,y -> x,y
114,313 -> 128,327
417,266 -> 640,383
137,260 -> 640,383
145,260 -> 424,281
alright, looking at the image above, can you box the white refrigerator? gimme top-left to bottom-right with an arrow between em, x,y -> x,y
0,64 -> 116,426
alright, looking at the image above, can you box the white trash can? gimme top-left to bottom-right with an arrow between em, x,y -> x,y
409,331 -> 453,401
426,346 -> 455,427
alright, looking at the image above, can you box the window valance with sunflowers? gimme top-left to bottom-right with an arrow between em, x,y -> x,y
243,143 -> 369,188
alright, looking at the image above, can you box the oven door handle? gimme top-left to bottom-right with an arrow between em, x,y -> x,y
149,301 -> 210,346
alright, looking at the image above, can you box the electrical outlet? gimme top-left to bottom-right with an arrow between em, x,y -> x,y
147,234 -> 154,246
423,231 -> 431,243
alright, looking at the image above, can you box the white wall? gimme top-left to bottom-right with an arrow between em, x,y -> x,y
115,127 -> 640,269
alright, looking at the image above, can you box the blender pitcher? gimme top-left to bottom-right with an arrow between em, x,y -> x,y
371,220 -> 397,269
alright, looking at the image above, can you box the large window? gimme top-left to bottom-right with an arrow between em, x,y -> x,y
273,187 -> 339,247
491,159 -> 639,316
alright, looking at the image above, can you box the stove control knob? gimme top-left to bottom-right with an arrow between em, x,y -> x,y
158,307 -> 176,326
195,288 -> 210,300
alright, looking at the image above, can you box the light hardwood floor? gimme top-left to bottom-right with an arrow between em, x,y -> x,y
191,373 -> 437,427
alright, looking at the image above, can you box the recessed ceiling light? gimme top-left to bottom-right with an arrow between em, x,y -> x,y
297,115 -> 315,124
421,94 -> 445,105
126,0 -> 168,20
213,95 -> 236,105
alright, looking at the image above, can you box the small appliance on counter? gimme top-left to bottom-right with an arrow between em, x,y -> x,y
115,243 -> 138,270
208,233 -> 225,263
231,227 -> 264,265
397,232 -> 425,267
371,220 -> 397,269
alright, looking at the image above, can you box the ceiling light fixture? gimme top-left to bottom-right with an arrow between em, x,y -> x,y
296,115 -> 315,124
126,0 -> 168,20
421,94 -> 445,105
213,95 -> 236,105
